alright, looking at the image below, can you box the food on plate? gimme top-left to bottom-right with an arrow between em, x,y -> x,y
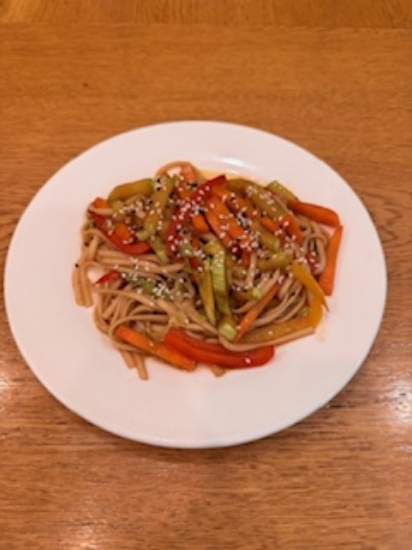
73,161 -> 343,379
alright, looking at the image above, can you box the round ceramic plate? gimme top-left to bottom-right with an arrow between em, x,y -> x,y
4,121 -> 387,448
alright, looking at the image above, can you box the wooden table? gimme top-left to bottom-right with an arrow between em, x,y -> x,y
1,2 -> 411,548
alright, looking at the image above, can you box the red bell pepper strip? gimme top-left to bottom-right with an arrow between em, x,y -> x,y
94,270 -> 122,286
305,250 -> 318,273
89,211 -> 151,256
92,197 -> 110,209
164,328 -> 274,369
166,175 -> 227,257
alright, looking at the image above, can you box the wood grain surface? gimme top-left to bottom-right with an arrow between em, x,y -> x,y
1,2 -> 411,549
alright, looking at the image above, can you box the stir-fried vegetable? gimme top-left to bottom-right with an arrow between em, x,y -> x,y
164,328 -> 274,369
77,162 -> 343,377
319,225 -> 343,295
114,325 -> 196,371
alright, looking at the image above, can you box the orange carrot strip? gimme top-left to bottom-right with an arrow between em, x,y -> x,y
114,222 -> 134,242
260,214 -> 302,246
192,213 -> 210,234
176,179 -> 209,234
175,181 -> 191,200
114,325 -> 196,371
234,281 -> 281,342
287,200 -> 340,227
210,185 -> 231,201
207,196 -> 253,249
282,214 -> 303,245
188,235 -> 203,269
260,216 -> 278,233
211,186 -> 256,218
319,225 -> 343,295
205,209 -> 233,249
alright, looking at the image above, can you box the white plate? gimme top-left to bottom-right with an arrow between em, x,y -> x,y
4,121 -> 387,448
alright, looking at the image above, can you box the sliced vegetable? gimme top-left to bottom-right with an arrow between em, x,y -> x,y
176,177 -> 209,234
205,209 -> 234,250
319,225 -> 343,295
199,258 -> 216,326
218,315 -> 237,341
191,213 -> 210,234
234,280 -> 281,342
114,325 -> 196,371
166,175 -> 226,257
227,179 -> 286,218
149,235 -> 169,264
259,216 -> 278,233
289,261 -> 327,308
241,293 -> 324,345
241,315 -> 315,345
267,180 -> 298,202
232,286 -> 262,303
206,196 -> 253,250
287,200 -> 340,227
114,222 -> 134,243
250,219 -> 280,252
95,270 -> 121,286
136,176 -> 176,241
108,178 -> 154,201
92,197 -> 110,209
307,295 -> 324,327
212,186 -> 256,219
210,244 -> 231,317
164,328 -> 274,369
256,252 -> 290,272
89,211 -> 151,256
260,214 -> 303,245
281,214 -> 303,245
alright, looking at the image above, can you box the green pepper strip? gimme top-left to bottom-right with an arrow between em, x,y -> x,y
227,179 -> 286,219
232,287 -> 262,303
136,176 -> 176,241
108,178 -> 154,202
267,180 -> 298,202
199,258 -> 216,326
149,235 -> 169,264
256,252 -> 290,272
203,239 -> 237,339
250,220 -> 280,252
